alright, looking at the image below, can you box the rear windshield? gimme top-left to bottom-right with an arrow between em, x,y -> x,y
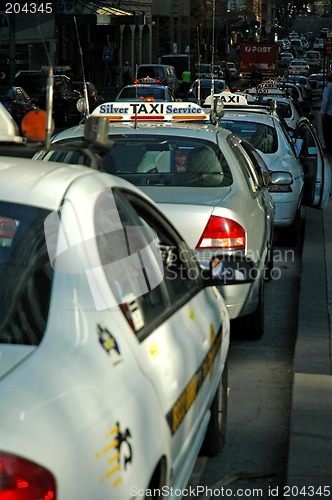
101,137 -> 232,187
220,120 -> 278,154
118,87 -> 166,100
137,66 -> 165,79
0,202 -> 53,345
39,136 -> 233,188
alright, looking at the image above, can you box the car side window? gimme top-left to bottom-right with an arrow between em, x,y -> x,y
94,188 -> 201,340
238,140 -> 266,190
0,203 -> 53,346
229,136 -> 261,194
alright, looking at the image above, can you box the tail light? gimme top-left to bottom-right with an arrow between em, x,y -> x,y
196,216 -> 246,250
0,452 -> 56,499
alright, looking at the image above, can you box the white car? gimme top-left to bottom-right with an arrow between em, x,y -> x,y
242,86 -> 305,136
218,92 -> 331,245
278,51 -> 294,67
304,50 -> 322,71
226,62 -> 239,80
34,100 -> 277,339
313,38 -> 325,50
288,59 -> 310,76
0,102 -> 242,498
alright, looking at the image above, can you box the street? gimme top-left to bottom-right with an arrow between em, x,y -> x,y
187,225 -> 303,498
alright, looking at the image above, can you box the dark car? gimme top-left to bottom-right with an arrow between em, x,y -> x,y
72,81 -> 104,112
13,72 -> 82,126
186,79 -> 231,102
0,86 -> 38,128
135,64 -> 179,95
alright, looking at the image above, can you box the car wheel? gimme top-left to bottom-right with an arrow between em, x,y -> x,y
199,361 -> 228,456
264,246 -> 274,281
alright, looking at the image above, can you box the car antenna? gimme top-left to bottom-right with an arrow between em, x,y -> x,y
196,26 -> 201,105
34,21 -> 54,145
74,16 -> 90,116
134,63 -> 139,129
209,0 -> 216,117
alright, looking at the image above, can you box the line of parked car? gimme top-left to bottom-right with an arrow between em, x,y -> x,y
0,57 -> 330,497
0,88 -> 254,499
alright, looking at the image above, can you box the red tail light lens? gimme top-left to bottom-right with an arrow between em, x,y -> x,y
196,216 -> 246,250
0,452 -> 56,499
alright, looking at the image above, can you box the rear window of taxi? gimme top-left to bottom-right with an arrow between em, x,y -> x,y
99,136 -> 233,188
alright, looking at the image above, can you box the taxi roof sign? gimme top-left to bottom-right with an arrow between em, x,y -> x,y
212,92 -> 249,106
91,101 -> 210,121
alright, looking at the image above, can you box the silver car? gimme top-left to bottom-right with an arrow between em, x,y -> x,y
218,96 -> 331,245
34,101 -> 276,339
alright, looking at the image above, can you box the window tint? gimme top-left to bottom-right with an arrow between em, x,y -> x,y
237,140 -> 267,190
228,136 -> 262,194
99,136 -> 233,187
221,119 -> 278,154
118,87 -> 165,100
0,203 -> 53,345
95,189 -> 200,340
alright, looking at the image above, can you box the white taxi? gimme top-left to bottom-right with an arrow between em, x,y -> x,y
0,103 -> 247,498
218,91 -> 331,245
34,101 -> 277,339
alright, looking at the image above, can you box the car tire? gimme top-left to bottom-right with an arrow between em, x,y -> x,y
199,361 -> 228,456
264,246 -> 274,281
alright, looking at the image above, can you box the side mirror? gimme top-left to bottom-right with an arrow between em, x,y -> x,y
270,171 -> 293,186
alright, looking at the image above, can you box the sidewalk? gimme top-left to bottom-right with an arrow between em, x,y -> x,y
286,119 -> 332,487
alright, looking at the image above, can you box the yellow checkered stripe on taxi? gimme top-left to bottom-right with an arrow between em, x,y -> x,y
166,326 -> 223,435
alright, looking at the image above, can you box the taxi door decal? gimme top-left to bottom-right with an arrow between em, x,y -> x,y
95,421 -> 133,487
96,323 -> 121,358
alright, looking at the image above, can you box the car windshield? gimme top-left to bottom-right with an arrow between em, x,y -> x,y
39,136 -> 233,188
0,202 -> 53,345
220,120 -> 278,154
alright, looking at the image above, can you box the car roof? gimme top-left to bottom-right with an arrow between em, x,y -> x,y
192,79 -> 226,85
51,120 -> 232,144
119,84 -> 170,90
0,157 -> 144,211
220,109 -> 276,125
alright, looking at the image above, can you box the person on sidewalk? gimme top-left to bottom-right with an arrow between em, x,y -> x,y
122,62 -> 132,86
320,72 -> 332,153
182,69 -> 191,96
